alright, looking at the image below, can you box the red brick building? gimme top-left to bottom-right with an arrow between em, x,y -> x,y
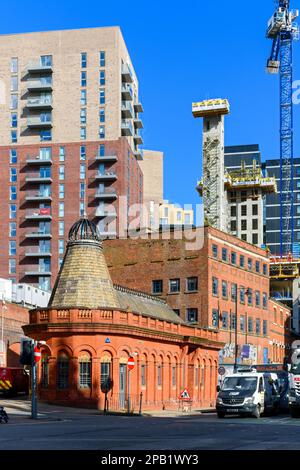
103,226 -> 292,366
23,218 -> 224,410
0,301 -> 29,367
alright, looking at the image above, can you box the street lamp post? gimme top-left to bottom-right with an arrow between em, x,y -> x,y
234,287 -> 249,372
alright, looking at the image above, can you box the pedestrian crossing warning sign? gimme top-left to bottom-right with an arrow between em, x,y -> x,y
179,388 -> 191,400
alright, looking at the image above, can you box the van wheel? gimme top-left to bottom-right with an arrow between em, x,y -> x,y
217,412 -> 225,419
253,405 -> 261,419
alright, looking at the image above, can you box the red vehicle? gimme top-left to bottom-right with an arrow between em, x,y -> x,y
0,368 -> 29,396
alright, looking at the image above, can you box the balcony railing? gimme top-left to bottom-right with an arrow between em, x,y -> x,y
24,269 -> 52,276
134,102 -> 144,113
25,193 -> 52,201
95,154 -> 118,162
121,63 -> 133,84
27,61 -> 53,74
94,188 -> 118,200
121,101 -> 134,118
95,171 -> 117,181
121,119 -> 133,137
134,149 -> 143,161
95,208 -> 117,218
24,231 -> 52,239
27,79 -> 53,91
23,251 -> 52,258
25,209 -> 52,220
133,131 -> 143,145
27,116 -> 52,128
26,98 -> 52,109
25,173 -> 52,183
121,84 -> 133,101
134,117 -> 143,129
26,155 -> 52,165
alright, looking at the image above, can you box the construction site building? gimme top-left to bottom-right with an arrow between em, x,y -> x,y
193,99 -> 229,232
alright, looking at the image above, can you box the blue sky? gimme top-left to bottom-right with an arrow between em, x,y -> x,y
2,0 -> 300,210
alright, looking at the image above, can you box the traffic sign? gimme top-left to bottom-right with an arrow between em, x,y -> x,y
218,366 -> 226,376
34,346 -> 41,363
128,357 -> 135,371
179,388 -> 191,400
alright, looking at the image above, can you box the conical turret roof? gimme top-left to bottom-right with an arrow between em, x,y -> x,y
48,217 -> 120,309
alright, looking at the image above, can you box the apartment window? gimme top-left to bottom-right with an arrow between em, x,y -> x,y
11,131 -> 17,143
11,76 -> 18,92
186,277 -> 198,292
212,244 -> 218,258
169,279 -> 180,293
253,219 -> 258,230
10,94 -> 18,109
79,202 -> 85,216
222,280 -> 228,299
99,144 -> 105,157
231,206 -> 236,217
59,240 -> 64,255
80,127 -> 86,140
59,221 -> 64,237
59,184 -> 64,199
241,205 -> 247,216
11,113 -> 17,128
99,126 -> 105,139
40,130 -> 52,142
79,355 -> 91,389
41,55 -> 52,66
81,52 -> 87,68
248,258 -> 253,270
11,57 -> 18,73
9,259 -> 16,274
248,317 -> 253,333
231,283 -> 237,301
99,108 -> 105,123
255,261 -> 260,273
10,204 -> 16,219
252,234 -> 258,245
10,149 -> 17,164
241,234 -> 247,241
241,220 -> 247,231
59,166 -> 65,181
212,309 -> 219,328
240,287 -> 245,304
59,147 -> 65,162
240,255 -> 245,267
9,241 -> 16,256
256,319 -> 261,335
263,320 -> 268,336
172,366 -> 177,387
80,145 -> 86,161
10,186 -> 17,201
81,90 -> 87,106
80,108 -> 86,124
221,312 -> 228,329
157,365 -> 162,387
9,222 -> 16,237
187,308 -> 198,323
100,70 -> 105,86
100,51 -> 106,67
255,291 -> 261,307
141,364 -> 146,387
212,277 -> 218,296
240,315 -> 246,333
80,164 -> 86,180
247,288 -> 253,306
263,264 -> 268,276
222,248 -> 228,262
57,353 -> 69,390
231,313 -> 236,330
152,280 -> 163,294
59,202 -> 64,218
81,71 -> 87,87
176,211 -> 181,222
231,252 -> 237,265
263,293 -> 268,309
252,204 -> 258,216
10,168 -> 17,182
230,220 -> 237,232
99,89 -> 105,104
80,183 -> 85,199
241,191 -> 247,202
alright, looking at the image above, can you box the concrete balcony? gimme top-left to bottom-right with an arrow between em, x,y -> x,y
27,117 -> 52,128
95,172 -> 117,181
25,175 -> 52,184
26,98 -> 53,110
26,156 -> 52,165
121,119 -> 133,137
121,101 -> 134,119
134,149 -> 143,161
25,194 -> 52,202
95,154 -> 118,163
25,211 -> 52,221
24,251 -> 52,258
27,61 -> 53,74
121,84 -> 133,101
133,131 -> 143,145
121,63 -> 133,84
24,231 -> 52,239
27,80 -> 53,91
24,270 -> 52,276
134,102 -> 144,113
94,189 -> 118,200
134,117 -> 143,129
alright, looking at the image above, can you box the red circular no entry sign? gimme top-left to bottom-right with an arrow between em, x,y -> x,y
128,357 -> 135,371
34,346 -> 41,363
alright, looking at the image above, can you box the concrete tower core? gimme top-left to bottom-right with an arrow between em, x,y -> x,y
192,99 -> 230,231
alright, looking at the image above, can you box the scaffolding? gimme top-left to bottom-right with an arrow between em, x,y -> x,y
224,161 -> 277,192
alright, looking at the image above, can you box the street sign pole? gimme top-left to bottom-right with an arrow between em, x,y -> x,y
31,341 -> 37,420
127,368 -> 131,414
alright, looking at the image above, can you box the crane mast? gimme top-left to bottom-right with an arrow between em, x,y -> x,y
267,0 -> 299,257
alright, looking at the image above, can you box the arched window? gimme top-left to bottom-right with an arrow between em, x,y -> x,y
79,352 -> 92,388
56,352 -> 69,390
41,353 -> 49,389
101,354 -> 112,391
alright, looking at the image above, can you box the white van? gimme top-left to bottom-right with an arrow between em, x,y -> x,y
216,369 -> 280,418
